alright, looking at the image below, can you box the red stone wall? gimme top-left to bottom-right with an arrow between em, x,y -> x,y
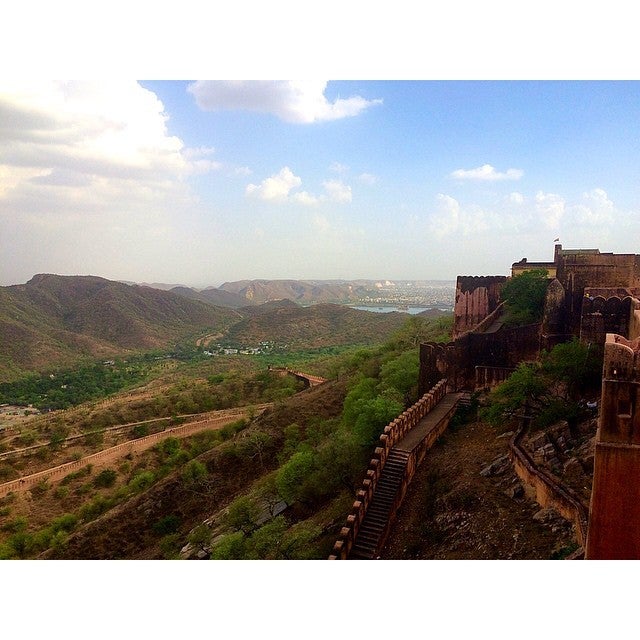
453,276 -> 506,338
586,334 -> 640,558
556,252 -> 640,336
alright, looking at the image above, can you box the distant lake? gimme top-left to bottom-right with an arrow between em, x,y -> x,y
350,305 -> 452,315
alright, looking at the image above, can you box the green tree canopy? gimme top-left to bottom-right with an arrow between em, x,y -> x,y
480,338 -> 603,433
501,269 -> 549,326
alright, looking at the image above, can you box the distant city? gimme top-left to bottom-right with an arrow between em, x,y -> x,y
347,280 -> 455,312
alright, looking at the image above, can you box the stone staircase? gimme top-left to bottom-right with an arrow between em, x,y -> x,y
457,392 -> 473,409
349,449 -> 410,559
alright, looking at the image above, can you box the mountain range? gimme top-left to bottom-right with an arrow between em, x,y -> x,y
0,275 -> 420,381
0,274 -> 240,380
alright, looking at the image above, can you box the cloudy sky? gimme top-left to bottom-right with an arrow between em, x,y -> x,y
2,79 -> 640,288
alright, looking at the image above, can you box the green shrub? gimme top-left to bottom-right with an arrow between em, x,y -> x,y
93,469 -> 117,488
181,460 -> 207,487
153,514 -> 181,536
128,470 -> 155,492
501,269 -> 549,326
275,450 -> 316,504
210,531 -> 251,559
187,524 -> 211,546
2,515 -> 28,534
225,495 -> 261,534
159,534 -> 182,559
54,486 -> 70,500
132,423 -> 150,438
32,479 -> 49,496
51,512 -> 79,533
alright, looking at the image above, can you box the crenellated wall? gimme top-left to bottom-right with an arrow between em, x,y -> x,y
329,379 -> 449,560
556,251 -> 640,336
475,366 -> 516,390
267,366 -> 327,387
579,289 -> 640,345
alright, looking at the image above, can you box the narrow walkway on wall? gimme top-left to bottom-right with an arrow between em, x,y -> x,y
349,392 -> 464,559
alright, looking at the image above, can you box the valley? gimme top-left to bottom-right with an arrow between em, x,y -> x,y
0,271 -> 592,561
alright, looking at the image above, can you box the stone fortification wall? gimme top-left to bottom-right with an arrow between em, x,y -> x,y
267,367 -> 327,387
329,380 -> 448,560
541,278 -> 569,349
475,366 -> 516,390
586,334 -> 640,558
580,289 -> 640,345
453,276 -> 506,338
420,323 -> 541,393
0,408 -> 263,499
556,251 -> 640,336
509,423 -> 589,549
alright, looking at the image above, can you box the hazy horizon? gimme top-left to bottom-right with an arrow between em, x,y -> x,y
3,272 -> 458,290
3,81 -> 639,289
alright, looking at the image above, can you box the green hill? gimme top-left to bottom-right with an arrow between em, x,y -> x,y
0,274 -> 239,380
223,303 -> 409,348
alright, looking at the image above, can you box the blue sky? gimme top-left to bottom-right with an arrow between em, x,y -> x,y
2,79 -> 640,287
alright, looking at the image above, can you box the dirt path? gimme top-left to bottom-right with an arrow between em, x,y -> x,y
381,418 -> 577,559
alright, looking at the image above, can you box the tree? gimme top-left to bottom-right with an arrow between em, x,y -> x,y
379,351 -> 420,404
226,495 -> 262,534
540,338 -> 602,401
210,531 -> 250,559
480,362 -> 548,427
501,269 -> 549,326
181,460 -> 207,487
481,339 -> 604,433
275,449 -> 316,504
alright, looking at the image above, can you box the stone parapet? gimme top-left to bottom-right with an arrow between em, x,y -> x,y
329,379 -> 447,559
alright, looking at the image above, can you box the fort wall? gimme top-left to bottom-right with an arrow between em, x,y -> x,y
329,380 -> 448,559
420,323 -> 540,393
509,420 -> 589,549
586,334 -> 640,558
0,408 -> 263,499
453,276 -> 506,338
556,251 -> 640,336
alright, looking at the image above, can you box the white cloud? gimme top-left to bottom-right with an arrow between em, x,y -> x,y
572,188 -> 615,225
313,214 -> 331,232
358,173 -> 378,185
188,81 -> 382,124
323,179 -> 352,203
429,193 -> 519,239
246,166 -> 302,202
182,146 -> 222,175
292,191 -> 319,205
450,164 -> 523,181
0,81 -> 220,203
246,168 -> 353,205
0,81 -> 222,284
535,191 -> 565,229
508,191 -> 524,204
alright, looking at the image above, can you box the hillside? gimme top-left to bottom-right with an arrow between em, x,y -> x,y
0,274 -> 240,380
223,303 -> 409,348
40,379 -> 349,559
170,286 -> 250,309
237,298 -> 300,317
219,279 -> 369,305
